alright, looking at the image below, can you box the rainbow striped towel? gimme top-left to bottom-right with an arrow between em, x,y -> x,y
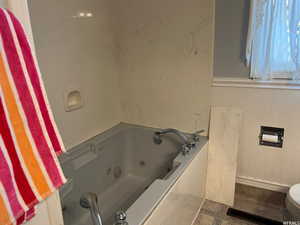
0,8 -> 66,225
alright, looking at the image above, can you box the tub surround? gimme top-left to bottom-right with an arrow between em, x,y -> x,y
113,0 -> 214,134
29,0 -> 214,150
28,0 -> 122,149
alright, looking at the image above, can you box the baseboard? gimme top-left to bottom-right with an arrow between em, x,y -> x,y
236,176 -> 290,193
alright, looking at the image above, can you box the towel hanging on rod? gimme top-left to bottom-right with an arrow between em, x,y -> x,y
0,8 -> 66,225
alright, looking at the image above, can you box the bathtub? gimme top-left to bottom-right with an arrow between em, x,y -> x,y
59,123 -> 208,225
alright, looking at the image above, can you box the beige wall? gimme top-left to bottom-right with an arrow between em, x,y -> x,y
212,86 -> 300,186
28,0 -> 122,149
0,0 -> 7,7
114,0 -> 214,133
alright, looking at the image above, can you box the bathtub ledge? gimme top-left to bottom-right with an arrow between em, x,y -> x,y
126,137 -> 208,225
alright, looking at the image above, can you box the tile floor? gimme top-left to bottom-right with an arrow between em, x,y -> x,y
193,184 -> 295,225
194,200 -> 259,225
234,184 -> 292,222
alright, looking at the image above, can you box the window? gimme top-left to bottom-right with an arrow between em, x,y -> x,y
246,0 -> 300,80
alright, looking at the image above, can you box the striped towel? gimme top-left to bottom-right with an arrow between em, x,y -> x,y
0,8 -> 66,225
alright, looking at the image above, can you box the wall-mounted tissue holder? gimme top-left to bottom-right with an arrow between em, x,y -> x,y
259,126 -> 284,148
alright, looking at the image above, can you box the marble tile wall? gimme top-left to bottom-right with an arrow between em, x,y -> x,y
206,107 -> 243,206
111,0 -> 214,133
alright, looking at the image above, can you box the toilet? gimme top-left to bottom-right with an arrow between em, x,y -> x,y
286,184 -> 300,220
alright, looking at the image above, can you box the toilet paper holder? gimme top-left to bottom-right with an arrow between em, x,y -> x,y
259,126 -> 284,148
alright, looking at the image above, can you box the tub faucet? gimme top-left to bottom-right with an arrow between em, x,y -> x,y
114,211 -> 128,225
80,192 -> 103,225
153,128 -> 204,155
154,128 -> 189,145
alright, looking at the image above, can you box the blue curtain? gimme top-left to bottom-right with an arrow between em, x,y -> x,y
246,0 -> 300,80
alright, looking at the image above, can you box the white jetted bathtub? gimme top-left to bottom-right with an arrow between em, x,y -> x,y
59,123 -> 208,225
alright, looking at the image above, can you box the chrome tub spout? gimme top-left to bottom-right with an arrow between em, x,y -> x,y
154,128 -> 189,145
80,192 -> 103,225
